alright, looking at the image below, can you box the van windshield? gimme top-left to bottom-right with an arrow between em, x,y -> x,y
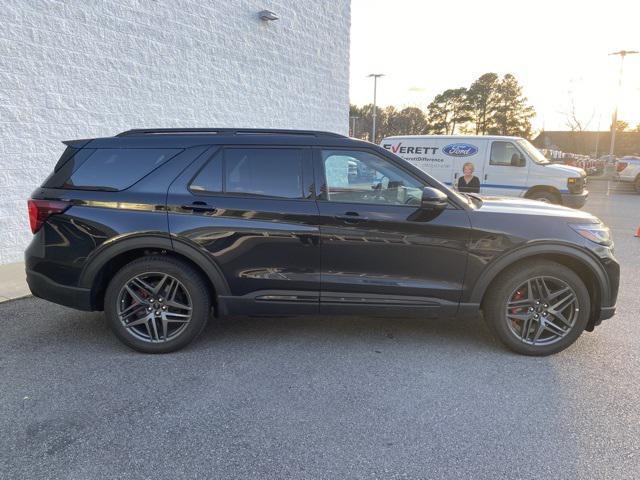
517,139 -> 550,165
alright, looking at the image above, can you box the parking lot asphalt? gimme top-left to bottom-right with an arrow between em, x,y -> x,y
1,189 -> 638,480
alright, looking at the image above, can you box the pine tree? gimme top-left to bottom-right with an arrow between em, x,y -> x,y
427,88 -> 471,135
489,74 -> 535,137
466,73 -> 500,135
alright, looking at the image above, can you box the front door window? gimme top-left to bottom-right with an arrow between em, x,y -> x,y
321,150 -> 423,206
490,142 -> 525,167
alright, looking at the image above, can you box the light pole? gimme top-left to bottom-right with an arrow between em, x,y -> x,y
608,50 -> 638,160
349,116 -> 360,138
594,115 -> 601,158
368,74 -> 384,143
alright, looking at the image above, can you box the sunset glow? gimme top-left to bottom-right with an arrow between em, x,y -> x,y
350,0 -> 640,131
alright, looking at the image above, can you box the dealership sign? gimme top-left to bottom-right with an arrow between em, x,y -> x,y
382,142 -> 439,155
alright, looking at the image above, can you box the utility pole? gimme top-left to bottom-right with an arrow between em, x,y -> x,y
594,115 -> 601,158
608,50 -> 638,160
367,74 -> 384,143
349,116 -> 360,138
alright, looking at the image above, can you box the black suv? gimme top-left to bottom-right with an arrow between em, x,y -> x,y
26,129 -> 619,355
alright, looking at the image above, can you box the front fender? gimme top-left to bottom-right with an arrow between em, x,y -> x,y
466,241 -> 613,306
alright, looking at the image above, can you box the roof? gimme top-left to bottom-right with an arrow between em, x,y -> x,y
73,128 -> 368,149
116,128 -> 345,138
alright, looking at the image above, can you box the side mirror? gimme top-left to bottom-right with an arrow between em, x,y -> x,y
421,187 -> 448,210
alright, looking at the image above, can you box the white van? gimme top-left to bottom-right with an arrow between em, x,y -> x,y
380,135 -> 588,208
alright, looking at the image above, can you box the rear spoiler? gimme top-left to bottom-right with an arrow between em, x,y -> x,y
54,139 -> 92,172
62,139 -> 92,148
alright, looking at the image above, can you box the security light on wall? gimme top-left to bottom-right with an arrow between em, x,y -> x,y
259,10 -> 279,21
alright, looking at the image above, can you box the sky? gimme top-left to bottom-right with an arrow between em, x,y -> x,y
350,0 -> 640,132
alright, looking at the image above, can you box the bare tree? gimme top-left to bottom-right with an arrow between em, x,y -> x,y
561,94 -> 595,132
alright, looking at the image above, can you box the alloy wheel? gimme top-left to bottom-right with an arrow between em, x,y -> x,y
117,272 -> 193,343
505,276 -> 579,346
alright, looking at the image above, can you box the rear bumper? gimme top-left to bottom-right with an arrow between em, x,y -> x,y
561,190 -> 588,208
26,269 -> 93,311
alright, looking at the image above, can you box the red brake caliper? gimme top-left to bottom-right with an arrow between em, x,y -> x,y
510,289 -> 526,328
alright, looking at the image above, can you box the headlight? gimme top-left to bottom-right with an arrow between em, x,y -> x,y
567,177 -> 584,193
569,223 -> 612,246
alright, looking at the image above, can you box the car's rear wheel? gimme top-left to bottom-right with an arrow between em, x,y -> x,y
634,175 -> 640,193
104,256 -> 211,353
483,260 -> 590,356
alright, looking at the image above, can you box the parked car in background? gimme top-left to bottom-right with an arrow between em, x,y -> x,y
616,156 -> 640,192
599,154 -> 617,163
381,135 -> 588,208
26,129 -> 618,356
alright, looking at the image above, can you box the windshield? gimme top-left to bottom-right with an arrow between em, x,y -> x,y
517,139 -> 550,165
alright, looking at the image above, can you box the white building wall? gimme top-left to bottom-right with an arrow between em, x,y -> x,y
0,0 -> 351,264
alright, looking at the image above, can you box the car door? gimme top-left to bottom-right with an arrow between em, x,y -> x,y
167,145 -> 320,314
314,147 -> 471,317
481,140 -> 529,197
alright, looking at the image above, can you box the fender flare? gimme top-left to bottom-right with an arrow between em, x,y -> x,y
467,242 -> 611,305
78,233 -> 230,296
524,185 -> 562,199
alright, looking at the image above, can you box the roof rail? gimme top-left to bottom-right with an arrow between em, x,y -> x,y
116,128 -> 345,138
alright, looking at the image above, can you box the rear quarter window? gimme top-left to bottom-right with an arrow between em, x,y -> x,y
42,147 -> 96,188
62,148 -> 181,191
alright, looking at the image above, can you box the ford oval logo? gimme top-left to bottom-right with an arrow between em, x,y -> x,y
443,143 -> 478,157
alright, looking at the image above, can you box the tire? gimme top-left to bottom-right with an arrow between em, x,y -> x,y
635,176 -> 640,194
527,190 -> 560,204
483,260 -> 590,356
104,255 -> 211,353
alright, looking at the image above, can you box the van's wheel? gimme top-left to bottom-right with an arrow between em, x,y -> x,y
483,260 -> 590,356
527,190 -> 560,204
104,256 -> 211,353
634,176 -> 640,193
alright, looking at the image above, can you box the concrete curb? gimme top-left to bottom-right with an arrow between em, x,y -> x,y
0,294 -> 32,304
0,262 -> 30,303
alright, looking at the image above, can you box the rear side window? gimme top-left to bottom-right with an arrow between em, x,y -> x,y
225,148 -> 303,198
190,148 -> 305,199
64,149 -> 181,191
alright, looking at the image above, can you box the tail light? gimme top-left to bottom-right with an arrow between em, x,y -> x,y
27,199 -> 71,233
616,162 -> 628,172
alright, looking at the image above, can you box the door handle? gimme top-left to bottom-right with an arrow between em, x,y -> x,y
182,201 -> 217,213
484,173 -> 488,181
335,212 -> 366,223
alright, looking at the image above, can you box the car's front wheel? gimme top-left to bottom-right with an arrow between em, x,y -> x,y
483,260 -> 590,356
527,190 -> 560,204
104,256 -> 211,353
